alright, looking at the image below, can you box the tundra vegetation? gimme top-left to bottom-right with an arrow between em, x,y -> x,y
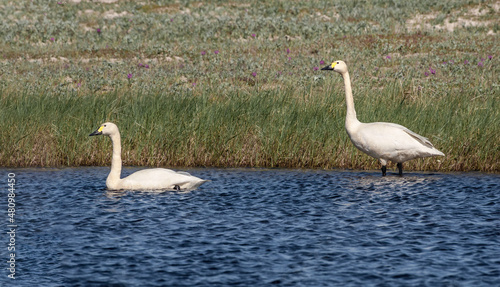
0,0 -> 498,172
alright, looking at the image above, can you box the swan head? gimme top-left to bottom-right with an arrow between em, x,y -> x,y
321,60 -> 348,74
89,122 -> 119,137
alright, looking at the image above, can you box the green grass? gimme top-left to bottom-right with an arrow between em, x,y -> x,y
0,0 -> 498,172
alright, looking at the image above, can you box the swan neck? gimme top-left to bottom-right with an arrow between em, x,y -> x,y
342,71 -> 357,124
108,132 -> 122,185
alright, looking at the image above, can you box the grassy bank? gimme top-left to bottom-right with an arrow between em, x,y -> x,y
1,0 -> 499,172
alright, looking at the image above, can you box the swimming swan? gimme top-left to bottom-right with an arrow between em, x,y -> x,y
89,122 -> 208,190
321,61 -> 444,176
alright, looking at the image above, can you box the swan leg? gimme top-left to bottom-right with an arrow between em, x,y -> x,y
173,185 -> 181,191
397,163 -> 403,176
381,166 -> 387,176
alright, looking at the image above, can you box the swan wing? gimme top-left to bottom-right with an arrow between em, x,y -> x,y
352,122 -> 442,162
120,168 -> 206,190
402,128 -> 434,149
176,171 -> 193,176
368,122 -> 434,149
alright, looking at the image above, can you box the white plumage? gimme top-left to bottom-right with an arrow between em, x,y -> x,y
322,60 -> 444,176
90,122 -> 207,190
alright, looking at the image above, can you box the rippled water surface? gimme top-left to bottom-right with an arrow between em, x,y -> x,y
2,168 -> 499,286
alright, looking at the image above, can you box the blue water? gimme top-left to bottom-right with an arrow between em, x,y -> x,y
2,167 -> 499,286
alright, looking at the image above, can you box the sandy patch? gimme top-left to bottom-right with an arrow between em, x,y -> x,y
103,10 -> 129,19
406,2 -> 499,33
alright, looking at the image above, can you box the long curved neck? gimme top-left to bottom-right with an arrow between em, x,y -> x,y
341,71 -> 360,127
107,132 -> 122,186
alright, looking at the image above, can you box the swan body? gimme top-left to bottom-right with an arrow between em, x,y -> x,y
322,61 -> 444,176
90,122 -> 207,190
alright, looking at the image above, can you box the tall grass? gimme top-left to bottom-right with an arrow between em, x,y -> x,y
1,78 -> 497,171
0,0 -> 498,171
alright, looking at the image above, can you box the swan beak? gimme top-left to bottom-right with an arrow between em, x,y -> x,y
89,126 -> 103,136
321,65 -> 334,71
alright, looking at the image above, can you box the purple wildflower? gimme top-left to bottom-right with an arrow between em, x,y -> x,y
201,51 -> 206,56
286,48 -> 290,54
425,71 -> 429,77
488,55 -> 492,60
97,28 -> 101,34
127,73 -> 133,79
320,60 -> 325,65
138,63 -> 143,67
77,82 -> 81,87
145,64 -> 149,69
478,62 -> 483,67
251,72 -> 257,77
288,57 -> 291,61
464,60 -> 469,65
313,67 -> 319,71
214,50 -> 219,55
192,82 -> 196,87
481,58 -> 485,61
50,37 -> 55,42
251,33 -> 256,38
386,55 -> 391,59
430,67 -> 436,75
170,18 -> 174,22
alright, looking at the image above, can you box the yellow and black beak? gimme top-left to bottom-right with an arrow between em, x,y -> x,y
89,126 -> 104,136
321,62 -> 336,71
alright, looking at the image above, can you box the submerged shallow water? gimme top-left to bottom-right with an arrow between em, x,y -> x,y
2,167 -> 499,286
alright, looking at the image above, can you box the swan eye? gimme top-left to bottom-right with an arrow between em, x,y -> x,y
337,61 -> 339,64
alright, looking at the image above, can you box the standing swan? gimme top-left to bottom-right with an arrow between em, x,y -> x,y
321,61 -> 444,176
89,122 -> 208,190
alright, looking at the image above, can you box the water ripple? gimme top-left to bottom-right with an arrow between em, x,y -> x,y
2,168 -> 499,286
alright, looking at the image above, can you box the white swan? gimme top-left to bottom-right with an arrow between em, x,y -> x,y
89,122 -> 208,190
321,60 -> 444,176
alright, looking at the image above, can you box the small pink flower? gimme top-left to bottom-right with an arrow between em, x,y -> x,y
464,60 -> 469,64
214,50 -> 219,55
145,64 -> 149,69
251,33 -> 256,38
286,48 -> 290,54
96,28 -> 101,34
127,73 -> 132,79
425,71 -> 429,77
386,55 -> 391,59
320,60 -> 325,65
488,55 -> 492,60
478,62 -> 483,67
430,67 -> 436,75
313,67 -> 319,71
288,57 -> 291,61
201,51 -> 206,56
192,82 -> 196,87
50,37 -> 55,42
251,72 -> 257,77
